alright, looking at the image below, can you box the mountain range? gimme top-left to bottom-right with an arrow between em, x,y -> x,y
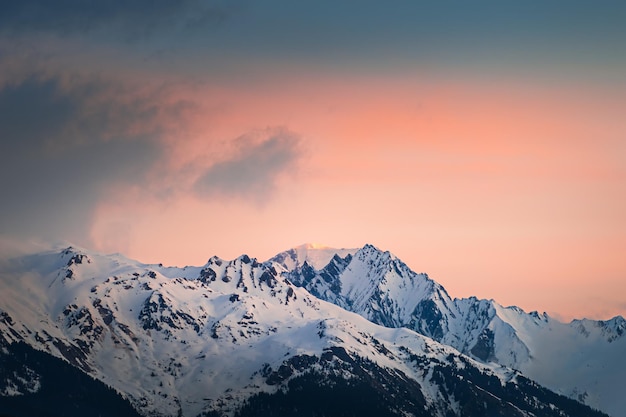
0,243 -> 623,417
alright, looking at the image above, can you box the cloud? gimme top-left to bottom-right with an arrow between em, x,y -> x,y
0,73 -> 194,245
194,127 -> 304,201
0,0 -> 236,39
0,75 -> 166,146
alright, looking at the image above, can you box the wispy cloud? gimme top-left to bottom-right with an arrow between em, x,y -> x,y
0,73 -> 195,244
194,127 -> 304,202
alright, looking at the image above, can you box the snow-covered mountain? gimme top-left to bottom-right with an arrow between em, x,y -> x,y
0,244 -> 618,417
274,243 -> 625,417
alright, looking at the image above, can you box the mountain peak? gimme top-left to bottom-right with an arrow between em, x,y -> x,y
268,244 -> 358,271
361,243 -> 381,251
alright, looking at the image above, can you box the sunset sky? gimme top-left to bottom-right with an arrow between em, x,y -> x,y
1,1 -> 625,321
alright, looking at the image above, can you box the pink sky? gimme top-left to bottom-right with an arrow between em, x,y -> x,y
2,3 -> 625,323
86,73 -> 626,321
2,2 -> 625,323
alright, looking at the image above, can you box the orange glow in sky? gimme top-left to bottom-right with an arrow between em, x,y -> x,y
86,75 -> 626,321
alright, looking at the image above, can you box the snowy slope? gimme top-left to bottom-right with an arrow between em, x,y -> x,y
273,243 -> 626,417
0,245 -> 608,417
274,244 -> 457,333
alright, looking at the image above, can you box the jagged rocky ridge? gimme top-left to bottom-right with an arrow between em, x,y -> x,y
0,244 -> 621,417
272,244 -> 626,417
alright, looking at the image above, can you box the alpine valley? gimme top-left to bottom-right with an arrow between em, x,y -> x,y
0,243 -> 623,417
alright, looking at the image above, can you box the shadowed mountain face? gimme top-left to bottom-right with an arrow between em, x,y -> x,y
0,340 -> 142,417
0,244 -> 619,417
275,244 -> 625,417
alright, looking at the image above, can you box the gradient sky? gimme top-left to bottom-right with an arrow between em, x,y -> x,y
1,1 -> 625,321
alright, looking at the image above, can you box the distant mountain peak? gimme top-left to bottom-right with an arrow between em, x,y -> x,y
268,243 -> 358,271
